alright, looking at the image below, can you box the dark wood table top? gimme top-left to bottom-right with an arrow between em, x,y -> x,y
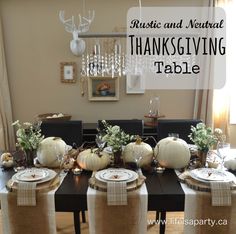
0,168 -> 185,212
55,169 -> 185,212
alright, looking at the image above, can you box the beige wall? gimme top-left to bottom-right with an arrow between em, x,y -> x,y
0,0 -> 235,145
0,0 -> 204,124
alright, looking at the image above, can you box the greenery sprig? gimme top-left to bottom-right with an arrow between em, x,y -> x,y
12,120 -> 44,151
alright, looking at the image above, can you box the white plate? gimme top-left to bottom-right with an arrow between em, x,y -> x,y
190,168 -> 235,183
12,168 -> 56,184
15,168 -> 49,182
100,169 -> 132,181
95,168 -> 138,183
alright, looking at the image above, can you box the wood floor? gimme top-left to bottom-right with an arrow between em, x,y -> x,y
0,211 -> 184,234
56,211 -> 184,234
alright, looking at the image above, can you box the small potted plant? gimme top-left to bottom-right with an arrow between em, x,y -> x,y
189,123 -> 218,167
99,120 -> 136,167
12,120 -> 44,167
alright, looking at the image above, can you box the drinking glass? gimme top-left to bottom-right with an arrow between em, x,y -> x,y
54,144 -> 68,175
134,152 -> 144,176
217,142 -> 230,170
95,133 -> 106,150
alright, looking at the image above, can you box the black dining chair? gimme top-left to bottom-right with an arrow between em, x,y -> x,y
40,120 -> 86,225
40,120 -> 83,147
156,119 -> 202,143
97,119 -> 144,136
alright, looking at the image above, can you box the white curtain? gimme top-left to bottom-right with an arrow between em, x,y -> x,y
212,0 -> 233,140
0,16 -> 15,150
194,0 -> 232,140
193,0 -> 215,127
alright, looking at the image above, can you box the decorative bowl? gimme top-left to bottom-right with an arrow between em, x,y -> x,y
37,113 -> 71,122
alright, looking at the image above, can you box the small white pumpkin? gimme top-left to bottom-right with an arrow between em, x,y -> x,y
1,152 -> 13,162
1,152 -> 14,168
37,137 -> 67,168
224,159 -> 236,171
77,148 -> 110,171
154,137 -> 191,169
63,158 -> 75,170
123,138 -> 153,167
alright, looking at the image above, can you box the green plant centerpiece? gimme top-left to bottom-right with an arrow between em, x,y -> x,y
188,123 -> 225,167
12,120 -> 44,167
100,120 -> 136,167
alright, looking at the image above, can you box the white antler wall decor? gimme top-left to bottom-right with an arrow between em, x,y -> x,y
59,10 -> 95,56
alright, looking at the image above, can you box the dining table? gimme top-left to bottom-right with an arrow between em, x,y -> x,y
0,167 -> 185,234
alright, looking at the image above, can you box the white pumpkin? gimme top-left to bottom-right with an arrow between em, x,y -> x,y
1,152 -> 14,168
123,138 -> 153,167
77,148 -> 110,171
154,137 -> 191,169
224,159 -> 236,171
37,137 -> 67,168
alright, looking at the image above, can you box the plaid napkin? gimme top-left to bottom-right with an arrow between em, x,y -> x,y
107,181 -> 127,206
210,181 -> 231,206
17,182 -> 37,206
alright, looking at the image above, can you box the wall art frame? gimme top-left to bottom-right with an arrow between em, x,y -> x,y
126,74 -> 145,94
60,62 -> 76,83
88,76 -> 119,101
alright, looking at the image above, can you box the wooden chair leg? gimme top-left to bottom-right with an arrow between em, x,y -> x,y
81,211 -> 86,223
156,211 -> 160,221
73,212 -> 81,234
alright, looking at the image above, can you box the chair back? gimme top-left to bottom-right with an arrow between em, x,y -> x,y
98,119 -> 144,136
40,120 -> 83,147
156,119 -> 202,143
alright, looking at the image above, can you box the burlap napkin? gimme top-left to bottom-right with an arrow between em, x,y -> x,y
210,181 -> 231,206
17,182 -> 37,206
107,181 -> 127,206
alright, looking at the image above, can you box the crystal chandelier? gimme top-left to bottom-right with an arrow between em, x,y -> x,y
80,39 -> 127,78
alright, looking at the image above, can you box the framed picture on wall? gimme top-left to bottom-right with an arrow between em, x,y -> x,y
126,74 -> 145,94
88,77 -> 119,101
60,62 -> 76,83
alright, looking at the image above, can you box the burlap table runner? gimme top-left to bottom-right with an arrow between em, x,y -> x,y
87,183 -> 148,234
178,172 -> 236,234
0,172 -> 65,234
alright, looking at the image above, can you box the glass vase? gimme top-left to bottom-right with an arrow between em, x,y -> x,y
113,150 -> 124,168
148,96 -> 160,117
198,150 -> 208,167
24,149 -> 36,167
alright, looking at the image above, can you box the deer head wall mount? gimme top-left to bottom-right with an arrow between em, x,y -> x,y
59,10 -> 95,56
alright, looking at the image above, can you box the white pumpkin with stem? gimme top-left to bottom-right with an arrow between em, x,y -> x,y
154,137 -> 191,169
37,137 -> 67,168
123,137 -> 153,167
77,148 -> 111,171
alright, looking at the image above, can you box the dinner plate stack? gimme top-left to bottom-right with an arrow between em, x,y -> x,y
89,168 -> 145,192
189,168 -> 235,183
7,168 -> 58,191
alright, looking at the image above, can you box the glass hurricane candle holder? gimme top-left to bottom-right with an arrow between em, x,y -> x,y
148,96 -> 160,117
72,167 -> 83,175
